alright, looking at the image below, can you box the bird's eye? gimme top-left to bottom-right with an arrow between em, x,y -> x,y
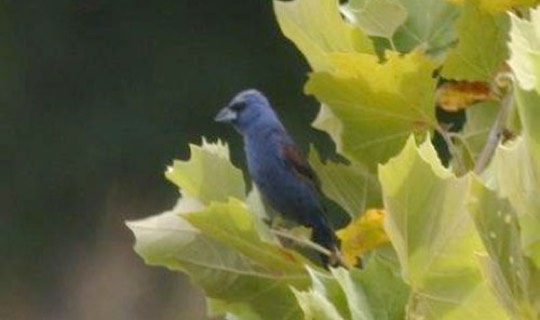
229,102 -> 246,112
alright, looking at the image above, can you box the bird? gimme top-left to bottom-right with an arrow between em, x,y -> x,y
215,89 -> 341,267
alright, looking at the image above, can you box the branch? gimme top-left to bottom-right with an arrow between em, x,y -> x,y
474,91 -> 514,174
435,124 -> 466,175
270,228 -> 332,257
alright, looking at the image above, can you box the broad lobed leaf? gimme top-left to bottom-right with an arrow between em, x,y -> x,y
307,51 -> 437,171
441,0 -> 510,81
379,137 -> 506,319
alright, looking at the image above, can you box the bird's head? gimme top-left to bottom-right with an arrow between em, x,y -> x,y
215,89 -> 283,134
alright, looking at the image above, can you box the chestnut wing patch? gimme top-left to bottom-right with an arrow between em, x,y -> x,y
281,144 -> 322,193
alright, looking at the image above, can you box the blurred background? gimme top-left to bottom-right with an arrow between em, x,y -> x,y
2,1 -> 334,319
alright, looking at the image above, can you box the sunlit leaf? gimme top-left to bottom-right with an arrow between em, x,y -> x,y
307,50 -> 437,171
127,198 -> 311,320
273,0 -> 374,71
469,178 -> 539,319
165,139 -> 245,204
488,137 -> 540,267
508,7 -> 540,93
441,0 -> 510,81
337,209 -> 389,266
309,147 -> 381,217
293,288 -> 345,320
340,0 -> 407,39
297,257 -> 409,320
479,0 -> 539,13
379,137 -> 505,319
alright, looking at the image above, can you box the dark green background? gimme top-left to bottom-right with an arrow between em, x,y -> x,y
2,1 -> 332,319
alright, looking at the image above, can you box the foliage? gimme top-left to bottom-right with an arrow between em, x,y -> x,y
127,2 -> 540,319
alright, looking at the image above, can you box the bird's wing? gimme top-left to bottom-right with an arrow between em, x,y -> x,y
281,143 -> 322,193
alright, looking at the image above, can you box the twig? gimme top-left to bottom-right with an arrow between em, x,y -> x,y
474,91 -> 514,174
435,124 -> 466,174
270,228 -> 332,257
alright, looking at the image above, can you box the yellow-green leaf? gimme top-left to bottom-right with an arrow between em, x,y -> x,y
379,137 -> 506,319
469,177 -> 539,319
509,7 -> 540,94
307,51 -> 438,170
488,137 -> 540,267
309,147 -> 381,217
127,197 -> 310,320
340,0 -> 408,39
441,0 -> 510,81
165,139 -> 245,204
273,0 -> 374,71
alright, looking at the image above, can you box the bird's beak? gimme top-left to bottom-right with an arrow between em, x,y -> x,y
214,107 -> 237,123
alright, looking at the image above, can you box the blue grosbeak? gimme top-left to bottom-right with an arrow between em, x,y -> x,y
215,89 -> 341,266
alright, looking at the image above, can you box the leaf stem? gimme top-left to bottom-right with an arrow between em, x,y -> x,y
435,124 -> 466,175
270,228 -> 332,257
474,91 -> 514,174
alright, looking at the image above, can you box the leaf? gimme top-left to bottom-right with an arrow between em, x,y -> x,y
435,81 -> 494,111
307,50 -> 438,171
456,101 -> 499,167
392,0 -> 460,54
337,209 -> 389,267
297,257 -> 409,320
441,0 -> 510,81
352,255 -> 409,320
165,139 -> 245,204
508,7 -> 540,93
340,0 -> 408,39
127,198 -> 311,320
185,199 -> 311,274
273,0 -> 374,71
293,289 -> 345,320
469,178 -> 539,319
379,137 -> 506,319
309,147 -> 381,218
331,268 -> 373,320
478,0 -> 540,13
488,137 -> 540,267
515,87 -> 540,176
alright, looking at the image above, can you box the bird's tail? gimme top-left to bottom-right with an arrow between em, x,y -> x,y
310,216 -> 343,268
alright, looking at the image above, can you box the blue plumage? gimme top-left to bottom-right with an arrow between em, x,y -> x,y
215,89 -> 340,266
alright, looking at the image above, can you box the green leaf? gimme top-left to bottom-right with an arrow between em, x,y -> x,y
352,255 -> 409,320
273,0 -> 374,71
306,267 -> 350,318
331,268 -> 373,320
488,137 -> 540,268
469,178 -> 539,319
516,87 -> 540,170
185,199 -> 311,274
441,0 -> 510,81
297,256 -> 409,320
309,147 -> 381,217
509,7 -> 540,93
307,51 -> 438,171
127,197 -> 311,320
340,0 -> 408,39
457,101 -> 499,167
392,0 -> 460,54
165,139 -> 245,204
293,288 -> 345,320
379,137 -> 506,319
477,0 -> 540,13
